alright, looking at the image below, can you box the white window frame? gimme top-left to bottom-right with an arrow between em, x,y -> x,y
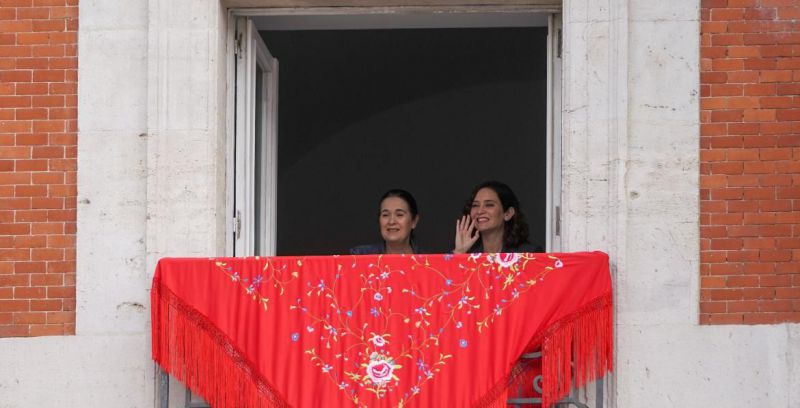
546,13 -> 563,252
227,16 -> 279,257
182,9 -> 564,408
225,8 -> 564,257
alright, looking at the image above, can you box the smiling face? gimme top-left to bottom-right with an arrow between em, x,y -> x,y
469,187 -> 515,235
379,196 -> 418,246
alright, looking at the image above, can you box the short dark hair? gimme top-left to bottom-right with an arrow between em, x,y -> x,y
379,189 -> 420,248
462,181 -> 529,249
380,189 -> 419,218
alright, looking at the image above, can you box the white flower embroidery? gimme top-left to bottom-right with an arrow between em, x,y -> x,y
491,253 -> 521,268
369,333 -> 389,347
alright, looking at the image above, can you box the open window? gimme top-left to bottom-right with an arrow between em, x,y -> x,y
230,16 -> 279,257
228,11 -> 563,257
170,9 -> 565,408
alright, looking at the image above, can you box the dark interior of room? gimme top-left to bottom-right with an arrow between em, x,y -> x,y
261,27 -> 548,255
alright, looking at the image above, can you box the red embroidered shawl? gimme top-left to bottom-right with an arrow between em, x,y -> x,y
151,252 -> 612,408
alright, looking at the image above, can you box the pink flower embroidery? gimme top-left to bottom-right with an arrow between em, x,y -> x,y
369,333 -> 389,348
363,353 -> 400,385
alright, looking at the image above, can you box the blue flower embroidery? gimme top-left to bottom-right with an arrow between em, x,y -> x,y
218,252 -> 551,403
416,359 -> 428,370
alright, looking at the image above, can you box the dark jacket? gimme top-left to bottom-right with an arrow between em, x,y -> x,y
468,241 -> 542,253
349,241 -> 422,255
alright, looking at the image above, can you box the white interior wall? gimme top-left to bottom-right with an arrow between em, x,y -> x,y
0,1 -> 797,407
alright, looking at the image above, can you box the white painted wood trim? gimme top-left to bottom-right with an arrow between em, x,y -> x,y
231,17 -> 279,257
225,11 -> 238,256
254,29 -> 279,257
233,17 -> 254,256
545,12 -> 562,252
230,5 -> 561,17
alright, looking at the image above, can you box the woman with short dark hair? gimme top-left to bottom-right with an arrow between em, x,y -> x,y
452,181 -> 534,254
350,189 -> 421,255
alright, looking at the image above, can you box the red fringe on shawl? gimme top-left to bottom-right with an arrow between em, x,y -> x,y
540,293 -> 613,408
475,293 -> 613,408
153,274 -> 612,408
151,277 -> 290,408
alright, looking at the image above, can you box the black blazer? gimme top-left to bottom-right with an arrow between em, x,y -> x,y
349,242 -> 423,255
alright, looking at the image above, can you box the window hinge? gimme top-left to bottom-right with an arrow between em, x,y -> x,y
556,28 -> 562,59
233,210 -> 242,240
234,31 -> 243,58
555,205 -> 561,237
233,17 -> 244,59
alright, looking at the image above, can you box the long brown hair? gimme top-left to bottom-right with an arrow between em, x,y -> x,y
462,181 -> 529,249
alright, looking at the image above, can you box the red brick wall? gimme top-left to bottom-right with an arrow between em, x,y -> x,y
700,0 -> 800,324
0,0 -> 77,337
3,1 -> 797,332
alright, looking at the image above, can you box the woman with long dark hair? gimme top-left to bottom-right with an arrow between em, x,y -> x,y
452,181 -> 533,253
350,189 -> 421,255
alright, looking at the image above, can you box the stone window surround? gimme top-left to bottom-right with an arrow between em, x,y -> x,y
143,0 -> 649,299
78,0 -> 704,405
